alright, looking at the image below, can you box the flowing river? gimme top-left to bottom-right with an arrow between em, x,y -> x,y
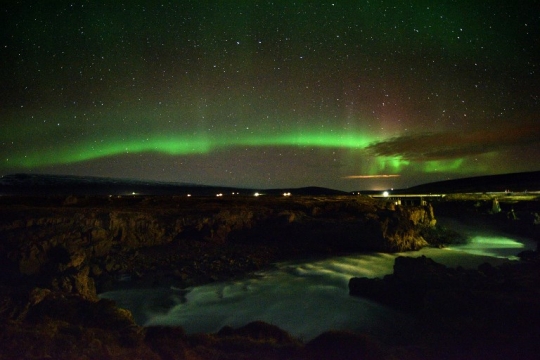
100,216 -> 536,341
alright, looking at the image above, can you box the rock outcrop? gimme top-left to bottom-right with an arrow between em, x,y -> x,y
349,253 -> 540,359
0,195 -> 440,359
1,194 -> 539,359
0,195 -> 436,296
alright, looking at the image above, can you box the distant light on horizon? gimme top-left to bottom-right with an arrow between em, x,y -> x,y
344,175 -> 401,179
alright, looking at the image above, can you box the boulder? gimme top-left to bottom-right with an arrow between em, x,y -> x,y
217,320 -> 299,345
303,330 -> 384,360
392,255 -> 451,285
349,256 -> 461,311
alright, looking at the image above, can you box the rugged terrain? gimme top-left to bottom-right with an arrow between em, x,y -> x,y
349,252 -> 540,359
348,194 -> 540,359
0,194 -> 438,359
0,193 -> 538,359
0,195 -> 437,292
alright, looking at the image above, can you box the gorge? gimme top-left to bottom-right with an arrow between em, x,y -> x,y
0,193 -> 539,359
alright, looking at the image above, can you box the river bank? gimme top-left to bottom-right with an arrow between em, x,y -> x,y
101,245 -> 522,339
0,194 -> 437,295
0,194 -> 538,359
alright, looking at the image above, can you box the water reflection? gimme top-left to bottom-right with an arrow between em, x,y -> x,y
437,216 -> 536,259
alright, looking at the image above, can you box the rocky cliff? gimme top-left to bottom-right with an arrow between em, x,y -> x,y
3,194 -> 537,359
0,195 -> 436,298
348,253 -> 540,359
0,194 -> 437,359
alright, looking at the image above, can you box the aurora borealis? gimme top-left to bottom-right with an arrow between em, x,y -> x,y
1,1 -> 539,190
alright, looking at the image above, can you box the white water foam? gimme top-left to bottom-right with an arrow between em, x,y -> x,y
100,217 -> 535,341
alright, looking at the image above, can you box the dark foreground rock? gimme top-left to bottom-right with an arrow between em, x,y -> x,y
0,195 -> 439,359
0,284 -> 384,360
9,194 -> 537,359
0,195 -> 436,294
349,252 -> 540,359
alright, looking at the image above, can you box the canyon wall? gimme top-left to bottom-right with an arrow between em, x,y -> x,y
0,195 -> 436,299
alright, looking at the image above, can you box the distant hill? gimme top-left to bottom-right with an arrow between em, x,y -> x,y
2,171 -> 537,197
0,173 -> 243,196
262,186 -> 348,196
396,171 -> 540,194
0,173 -> 347,196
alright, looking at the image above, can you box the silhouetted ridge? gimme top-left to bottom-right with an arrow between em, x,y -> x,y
0,174 -> 346,196
262,186 -> 348,196
402,171 -> 540,194
0,173 -> 240,196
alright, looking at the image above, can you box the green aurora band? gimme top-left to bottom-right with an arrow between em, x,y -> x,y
2,129 -> 473,175
5,131 -> 375,167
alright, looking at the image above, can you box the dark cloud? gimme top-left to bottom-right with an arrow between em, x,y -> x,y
367,121 -> 540,161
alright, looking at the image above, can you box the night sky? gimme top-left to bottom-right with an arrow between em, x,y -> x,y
1,1 -> 539,191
